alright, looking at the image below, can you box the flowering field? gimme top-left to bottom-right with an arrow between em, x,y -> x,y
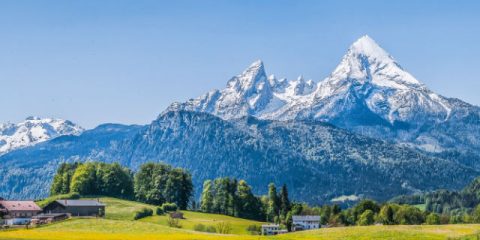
1,219 -> 479,240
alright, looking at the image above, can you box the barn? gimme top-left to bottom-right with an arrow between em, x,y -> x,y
43,200 -> 105,217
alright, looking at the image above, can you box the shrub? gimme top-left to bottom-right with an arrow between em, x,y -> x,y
216,221 -> 232,234
194,224 -> 206,232
205,225 -> 216,233
161,202 -> 178,212
133,207 -> 153,220
358,209 -> 375,226
426,213 -> 441,225
156,207 -> 164,215
167,215 -> 182,228
246,225 -> 261,235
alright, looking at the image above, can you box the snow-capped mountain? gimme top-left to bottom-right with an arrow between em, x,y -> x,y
0,117 -> 84,155
172,35 -> 480,155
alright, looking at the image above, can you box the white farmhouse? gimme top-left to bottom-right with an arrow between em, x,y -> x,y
261,224 -> 280,235
292,215 -> 320,231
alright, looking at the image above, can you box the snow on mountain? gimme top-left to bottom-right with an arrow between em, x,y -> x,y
172,35 -> 480,154
0,117 -> 84,155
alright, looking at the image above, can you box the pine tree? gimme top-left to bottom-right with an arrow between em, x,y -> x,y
279,184 -> 291,216
201,180 -> 214,213
267,183 -> 280,222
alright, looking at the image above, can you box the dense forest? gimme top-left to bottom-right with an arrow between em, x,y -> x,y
391,177 -> 480,222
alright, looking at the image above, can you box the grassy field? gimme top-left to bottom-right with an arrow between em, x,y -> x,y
1,197 -> 480,240
140,210 -> 263,235
1,220 -> 479,240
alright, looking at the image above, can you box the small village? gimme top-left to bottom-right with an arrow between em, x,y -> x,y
0,197 -> 322,236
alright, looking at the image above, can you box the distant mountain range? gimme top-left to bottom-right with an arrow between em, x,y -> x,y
0,117 -> 83,155
1,36 -> 479,204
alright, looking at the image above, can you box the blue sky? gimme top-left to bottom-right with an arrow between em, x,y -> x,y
1,0 -> 479,128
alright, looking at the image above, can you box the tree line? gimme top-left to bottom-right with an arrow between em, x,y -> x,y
391,176 -> 480,223
199,177 -> 300,230
50,161 -> 193,210
51,162 -> 480,228
198,177 -> 480,229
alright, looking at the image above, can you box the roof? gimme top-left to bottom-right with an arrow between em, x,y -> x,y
55,200 -> 105,207
0,201 -> 42,211
261,224 -> 280,228
292,215 -> 321,221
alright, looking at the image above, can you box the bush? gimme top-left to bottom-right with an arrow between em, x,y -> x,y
167,215 -> 182,228
194,224 -> 206,232
133,207 -> 153,220
358,209 -> 375,226
426,213 -> 441,225
156,207 -> 164,215
216,221 -> 232,234
161,202 -> 178,212
205,225 -> 216,233
246,225 -> 261,235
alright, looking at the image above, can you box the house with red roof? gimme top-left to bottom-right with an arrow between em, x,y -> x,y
0,200 -> 42,225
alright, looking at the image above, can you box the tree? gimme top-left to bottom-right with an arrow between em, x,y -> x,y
378,204 -> 396,225
50,163 -> 79,195
426,213 -> 441,225
267,183 -> 280,222
70,163 -> 97,195
236,180 -> 263,220
212,178 -> 229,214
201,180 -> 214,213
472,204 -> 480,223
96,162 -> 134,198
394,205 -> 424,225
353,200 -> 380,223
134,162 -> 192,207
134,162 -> 168,204
279,184 -> 291,217
178,170 -> 193,210
358,209 -> 375,226
285,211 -> 293,231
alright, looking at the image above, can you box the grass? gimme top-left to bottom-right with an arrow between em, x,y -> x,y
141,210 -> 264,235
91,196 -> 264,234
413,204 -> 427,211
275,225 -> 480,240
2,197 -> 480,240
1,221 -> 480,240
91,197 -> 156,220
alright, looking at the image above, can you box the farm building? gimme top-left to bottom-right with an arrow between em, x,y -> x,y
0,200 -> 42,225
292,215 -> 321,231
43,200 -> 105,217
261,224 -> 286,235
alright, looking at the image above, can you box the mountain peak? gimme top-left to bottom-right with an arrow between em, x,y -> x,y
0,117 -> 84,155
348,35 -> 392,61
328,35 -> 423,88
240,59 -> 265,78
227,60 -> 267,90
